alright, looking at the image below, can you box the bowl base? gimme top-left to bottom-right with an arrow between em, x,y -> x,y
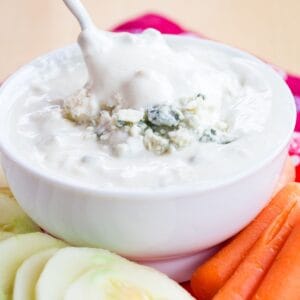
135,245 -> 221,283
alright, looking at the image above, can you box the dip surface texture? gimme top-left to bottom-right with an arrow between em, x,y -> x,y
9,31 -> 281,190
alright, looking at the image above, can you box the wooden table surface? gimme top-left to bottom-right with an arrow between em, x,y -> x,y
0,0 -> 299,80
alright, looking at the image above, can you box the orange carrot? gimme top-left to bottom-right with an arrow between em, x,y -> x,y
191,183 -> 300,300
273,156 -> 295,195
253,223 -> 300,300
213,201 -> 300,300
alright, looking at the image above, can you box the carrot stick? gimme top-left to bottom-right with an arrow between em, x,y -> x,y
191,183 -> 300,300
252,223 -> 300,300
273,156 -> 295,195
213,201 -> 300,300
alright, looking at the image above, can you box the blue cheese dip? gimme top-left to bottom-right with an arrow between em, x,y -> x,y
11,29 -> 274,189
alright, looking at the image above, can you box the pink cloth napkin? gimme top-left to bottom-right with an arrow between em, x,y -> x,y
113,13 -> 300,178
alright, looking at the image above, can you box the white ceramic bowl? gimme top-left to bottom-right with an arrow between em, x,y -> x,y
0,36 -> 296,281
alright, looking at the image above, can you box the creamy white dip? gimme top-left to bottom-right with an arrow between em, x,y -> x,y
9,29 -> 279,190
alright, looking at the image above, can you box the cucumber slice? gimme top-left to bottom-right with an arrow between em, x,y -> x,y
64,260 -> 194,300
0,164 -> 7,188
37,247 -> 194,300
13,248 -> 60,300
0,232 -> 14,242
36,247 -> 132,300
0,232 -> 66,299
0,188 -> 40,235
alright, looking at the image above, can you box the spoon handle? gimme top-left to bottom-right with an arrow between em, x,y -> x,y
62,0 -> 94,30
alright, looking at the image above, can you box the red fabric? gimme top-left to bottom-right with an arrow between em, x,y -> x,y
181,281 -> 195,296
296,165 -> 300,181
113,13 -> 186,34
286,74 -> 300,97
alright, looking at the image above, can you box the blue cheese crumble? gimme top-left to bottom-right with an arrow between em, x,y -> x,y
64,92 -> 236,155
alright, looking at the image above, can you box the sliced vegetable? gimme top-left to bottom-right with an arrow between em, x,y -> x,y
0,232 -> 14,242
0,232 -> 66,299
0,164 -> 7,188
36,247 -> 194,300
191,183 -> 300,300
64,258 -> 194,300
213,200 -> 300,299
36,247 -> 128,300
253,223 -> 300,300
13,248 -> 59,300
0,188 -> 40,235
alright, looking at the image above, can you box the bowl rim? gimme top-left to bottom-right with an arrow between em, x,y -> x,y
0,35 -> 296,197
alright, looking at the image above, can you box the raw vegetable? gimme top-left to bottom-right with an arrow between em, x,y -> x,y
13,248 -> 59,300
36,247 -> 194,300
213,199 -> 300,299
253,223 -> 300,300
0,188 -> 40,235
191,183 -> 300,300
0,164 -> 7,188
0,187 -> 194,300
0,232 -> 14,242
0,232 -> 66,299
64,258 -> 194,300
36,247 -> 125,300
